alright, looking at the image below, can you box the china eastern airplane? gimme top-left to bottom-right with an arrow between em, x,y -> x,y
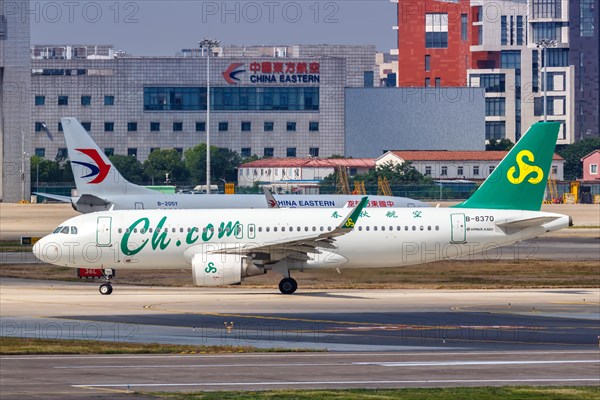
35,118 -> 428,213
33,122 -> 570,295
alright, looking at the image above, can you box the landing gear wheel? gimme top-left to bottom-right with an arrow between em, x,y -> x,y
279,278 -> 298,295
99,283 -> 113,295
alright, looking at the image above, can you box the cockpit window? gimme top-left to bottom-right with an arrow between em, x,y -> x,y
53,226 -> 63,234
60,226 -> 70,234
70,226 -> 78,235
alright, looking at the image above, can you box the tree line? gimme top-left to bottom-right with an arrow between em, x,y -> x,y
30,137 -> 600,187
31,144 -> 243,186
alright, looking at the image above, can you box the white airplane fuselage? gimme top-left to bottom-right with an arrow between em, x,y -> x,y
72,193 -> 428,213
34,207 -> 569,271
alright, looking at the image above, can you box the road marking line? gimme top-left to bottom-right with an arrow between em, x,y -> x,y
54,359 -> 600,369
354,360 -> 599,367
3,350 -> 599,360
72,378 -> 600,389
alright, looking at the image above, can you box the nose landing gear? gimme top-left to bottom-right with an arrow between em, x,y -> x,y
99,269 -> 115,295
99,283 -> 113,295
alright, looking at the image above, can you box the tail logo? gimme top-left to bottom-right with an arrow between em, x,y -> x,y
507,150 -> 544,185
72,148 -> 111,184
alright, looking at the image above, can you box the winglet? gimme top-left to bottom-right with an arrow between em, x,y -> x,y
338,196 -> 368,231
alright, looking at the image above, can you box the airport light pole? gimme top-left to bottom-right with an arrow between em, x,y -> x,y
21,129 -> 26,201
199,38 -> 220,194
535,39 -> 557,123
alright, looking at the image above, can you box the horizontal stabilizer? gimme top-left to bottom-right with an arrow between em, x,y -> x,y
33,192 -> 72,203
75,194 -> 111,208
496,216 -> 561,229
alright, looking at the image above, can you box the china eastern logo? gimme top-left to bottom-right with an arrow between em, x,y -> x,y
223,63 -> 246,84
223,61 -> 320,85
72,148 -> 111,184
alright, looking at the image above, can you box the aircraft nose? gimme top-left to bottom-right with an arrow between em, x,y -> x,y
32,238 -> 60,264
32,240 -> 42,260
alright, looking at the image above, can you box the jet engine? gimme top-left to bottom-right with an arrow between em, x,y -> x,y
192,254 -> 265,287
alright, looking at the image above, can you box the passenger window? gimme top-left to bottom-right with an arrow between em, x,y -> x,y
274,227 -> 278,232
71,226 -> 78,234
141,229 -> 146,234
266,227 -> 270,232
180,228 -> 184,233
53,226 -> 63,234
60,226 -> 69,234
420,226 -> 424,231
118,228 -> 122,233
312,227 -> 316,231
373,226 -> 378,231
366,226 -> 370,231
428,226 -> 432,231
134,229 -> 138,233
412,226 -> 416,231
320,227 -> 324,232
305,227 -> 309,232
258,227 -> 263,232
436,226 -> 440,231
404,226 -> 408,231
149,228 -> 153,233
327,226 -> 332,231
297,227 -> 301,232
358,226 -> 363,231
397,226 -> 401,231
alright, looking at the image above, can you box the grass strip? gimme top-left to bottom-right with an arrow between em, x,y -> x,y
2,260 -> 598,289
0,337 -> 320,355
152,387 -> 600,400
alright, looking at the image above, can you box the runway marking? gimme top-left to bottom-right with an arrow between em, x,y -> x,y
54,359 -> 600,370
354,360 -> 600,367
72,378 -> 600,389
3,350 -> 598,360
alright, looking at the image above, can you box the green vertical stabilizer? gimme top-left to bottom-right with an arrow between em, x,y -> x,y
454,122 -> 560,211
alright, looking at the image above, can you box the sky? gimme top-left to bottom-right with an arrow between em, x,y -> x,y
30,0 -> 397,55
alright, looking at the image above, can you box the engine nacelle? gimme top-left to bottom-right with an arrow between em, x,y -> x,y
192,254 -> 265,287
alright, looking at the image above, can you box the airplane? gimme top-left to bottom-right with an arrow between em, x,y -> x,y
32,122 -> 570,295
35,117 -> 429,212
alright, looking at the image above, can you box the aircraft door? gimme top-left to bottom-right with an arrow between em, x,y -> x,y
450,213 -> 466,244
135,202 -> 144,210
96,216 -> 112,247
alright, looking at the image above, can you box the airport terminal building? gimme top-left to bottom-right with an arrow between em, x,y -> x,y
30,44 -> 378,162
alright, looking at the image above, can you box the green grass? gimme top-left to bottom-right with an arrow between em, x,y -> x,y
0,241 -> 31,252
153,387 -> 600,400
0,337 -> 320,355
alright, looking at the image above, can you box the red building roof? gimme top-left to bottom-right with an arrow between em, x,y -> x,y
240,158 -> 375,169
580,149 -> 600,161
385,151 -> 564,162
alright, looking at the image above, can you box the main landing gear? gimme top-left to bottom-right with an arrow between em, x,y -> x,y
278,277 -> 298,295
99,269 -> 114,295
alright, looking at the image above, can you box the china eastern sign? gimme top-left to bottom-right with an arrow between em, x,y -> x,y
223,61 -> 320,85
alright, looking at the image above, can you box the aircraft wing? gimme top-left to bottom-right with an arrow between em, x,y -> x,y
33,192 -> 72,203
211,197 -> 368,261
496,216 -> 562,229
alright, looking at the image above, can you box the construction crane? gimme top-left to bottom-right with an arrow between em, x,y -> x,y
378,176 -> 393,196
336,166 -> 350,195
353,180 -> 366,195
